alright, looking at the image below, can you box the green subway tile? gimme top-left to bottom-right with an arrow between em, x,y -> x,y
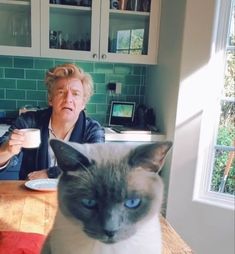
120,85 -> 127,94
133,65 -> 145,75
6,89 -> 25,100
126,85 -> 136,95
91,73 -> 105,83
107,75 -> 125,84
5,68 -> 24,79
89,94 -> 107,103
0,68 -> 3,77
14,57 -> 34,68
95,83 -> 107,94
126,95 -> 139,102
96,104 -> 107,113
0,56 -> 13,67
27,91 -> 47,101
17,100 -> 39,108
75,62 -> 94,72
0,79 -> 16,88
135,85 -> 140,95
85,104 -> 96,114
0,100 -> 16,109
0,89 -> 4,99
87,114 -> 106,125
17,80 -> 37,90
125,75 -> 141,85
38,81 -> 47,91
38,101 -> 49,108
95,63 -> 113,73
140,86 -> 145,95
114,64 -> 132,74
54,59 -> 75,66
34,59 -> 55,69
25,70 -> 45,80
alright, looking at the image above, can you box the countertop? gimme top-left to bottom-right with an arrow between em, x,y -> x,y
104,127 -> 166,142
0,180 -> 193,254
0,125 -> 166,143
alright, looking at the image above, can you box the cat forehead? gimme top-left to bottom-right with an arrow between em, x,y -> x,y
68,142 -> 136,162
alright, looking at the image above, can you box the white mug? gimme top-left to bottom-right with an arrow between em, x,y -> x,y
20,128 -> 41,148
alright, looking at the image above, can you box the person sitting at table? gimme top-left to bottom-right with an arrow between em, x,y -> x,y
0,63 -> 105,180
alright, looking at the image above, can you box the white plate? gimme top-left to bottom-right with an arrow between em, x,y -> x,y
25,179 -> 58,192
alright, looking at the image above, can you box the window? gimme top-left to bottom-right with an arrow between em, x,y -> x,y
210,1 -> 235,196
116,29 -> 144,55
194,0 -> 234,208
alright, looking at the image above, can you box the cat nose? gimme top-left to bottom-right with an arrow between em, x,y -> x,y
104,230 -> 116,238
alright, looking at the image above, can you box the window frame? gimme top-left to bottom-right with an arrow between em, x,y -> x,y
193,0 -> 234,209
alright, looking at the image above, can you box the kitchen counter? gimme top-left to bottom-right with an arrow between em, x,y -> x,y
0,180 -> 193,254
0,125 -> 166,143
105,127 -> 166,142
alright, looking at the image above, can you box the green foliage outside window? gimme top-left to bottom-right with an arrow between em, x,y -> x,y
210,5 -> 235,196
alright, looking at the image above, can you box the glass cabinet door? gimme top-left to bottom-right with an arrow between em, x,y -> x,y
109,8 -> 150,55
41,0 -> 100,61
0,0 -> 40,56
49,1 -> 92,51
100,0 -> 159,64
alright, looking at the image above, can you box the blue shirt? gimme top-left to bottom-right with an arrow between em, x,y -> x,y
0,107 -> 105,179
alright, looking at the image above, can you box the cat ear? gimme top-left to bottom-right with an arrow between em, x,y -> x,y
50,139 -> 93,172
128,141 -> 173,173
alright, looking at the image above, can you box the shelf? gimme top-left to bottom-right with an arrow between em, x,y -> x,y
0,0 -> 29,6
50,3 -> 91,12
109,9 -> 150,17
0,0 -> 30,12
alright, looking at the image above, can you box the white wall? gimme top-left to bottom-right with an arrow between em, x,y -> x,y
146,0 -> 235,253
145,0 -> 186,210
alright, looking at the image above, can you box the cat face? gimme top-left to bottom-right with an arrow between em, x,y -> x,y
50,140 -> 172,244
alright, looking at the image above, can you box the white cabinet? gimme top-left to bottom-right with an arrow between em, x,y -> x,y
0,0 -> 160,65
100,0 -> 160,64
0,0 -> 40,57
41,0 -> 160,64
40,0 -> 100,61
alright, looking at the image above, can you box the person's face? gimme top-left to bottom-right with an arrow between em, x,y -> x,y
49,78 -> 86,122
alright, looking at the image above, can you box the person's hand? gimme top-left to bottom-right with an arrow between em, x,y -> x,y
27,169 -> 49,180
2,129 -> 25,156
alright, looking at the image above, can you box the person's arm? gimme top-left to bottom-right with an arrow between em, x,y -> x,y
83,118 -> 105,143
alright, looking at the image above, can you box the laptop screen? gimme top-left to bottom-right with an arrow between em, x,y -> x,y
109,101 -> 136,126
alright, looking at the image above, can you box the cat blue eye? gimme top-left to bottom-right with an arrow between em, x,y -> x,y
124,198 -> 141,209
81,198 -> 97,209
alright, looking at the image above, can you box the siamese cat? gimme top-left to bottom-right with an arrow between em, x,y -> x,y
41,140 -> 172,254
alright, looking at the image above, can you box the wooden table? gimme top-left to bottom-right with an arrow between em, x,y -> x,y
0,181 -> 193,254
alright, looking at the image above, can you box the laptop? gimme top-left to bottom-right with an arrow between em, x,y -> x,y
108,101 -> 151,134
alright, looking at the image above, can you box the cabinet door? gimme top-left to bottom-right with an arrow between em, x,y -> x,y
41,0 -> 100,61
0,0 -> 40,56
100,0 -> 160,64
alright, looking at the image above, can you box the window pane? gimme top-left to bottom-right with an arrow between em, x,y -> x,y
210,1 -> 235,196
211,149 -> 235,195
116,30 -> 131,53
223,50 -> 235,98
130,29 -> 144,55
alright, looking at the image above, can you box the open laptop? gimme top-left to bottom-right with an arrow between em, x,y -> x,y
108,101 -> 151,134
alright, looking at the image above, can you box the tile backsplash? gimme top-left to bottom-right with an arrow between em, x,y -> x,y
0,56 -> 147,125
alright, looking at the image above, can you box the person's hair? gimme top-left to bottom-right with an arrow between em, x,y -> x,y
45,63 -> 93,104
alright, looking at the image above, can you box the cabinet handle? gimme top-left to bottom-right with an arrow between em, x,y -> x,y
92,53 -> 98,59
101,54 -> 107,59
